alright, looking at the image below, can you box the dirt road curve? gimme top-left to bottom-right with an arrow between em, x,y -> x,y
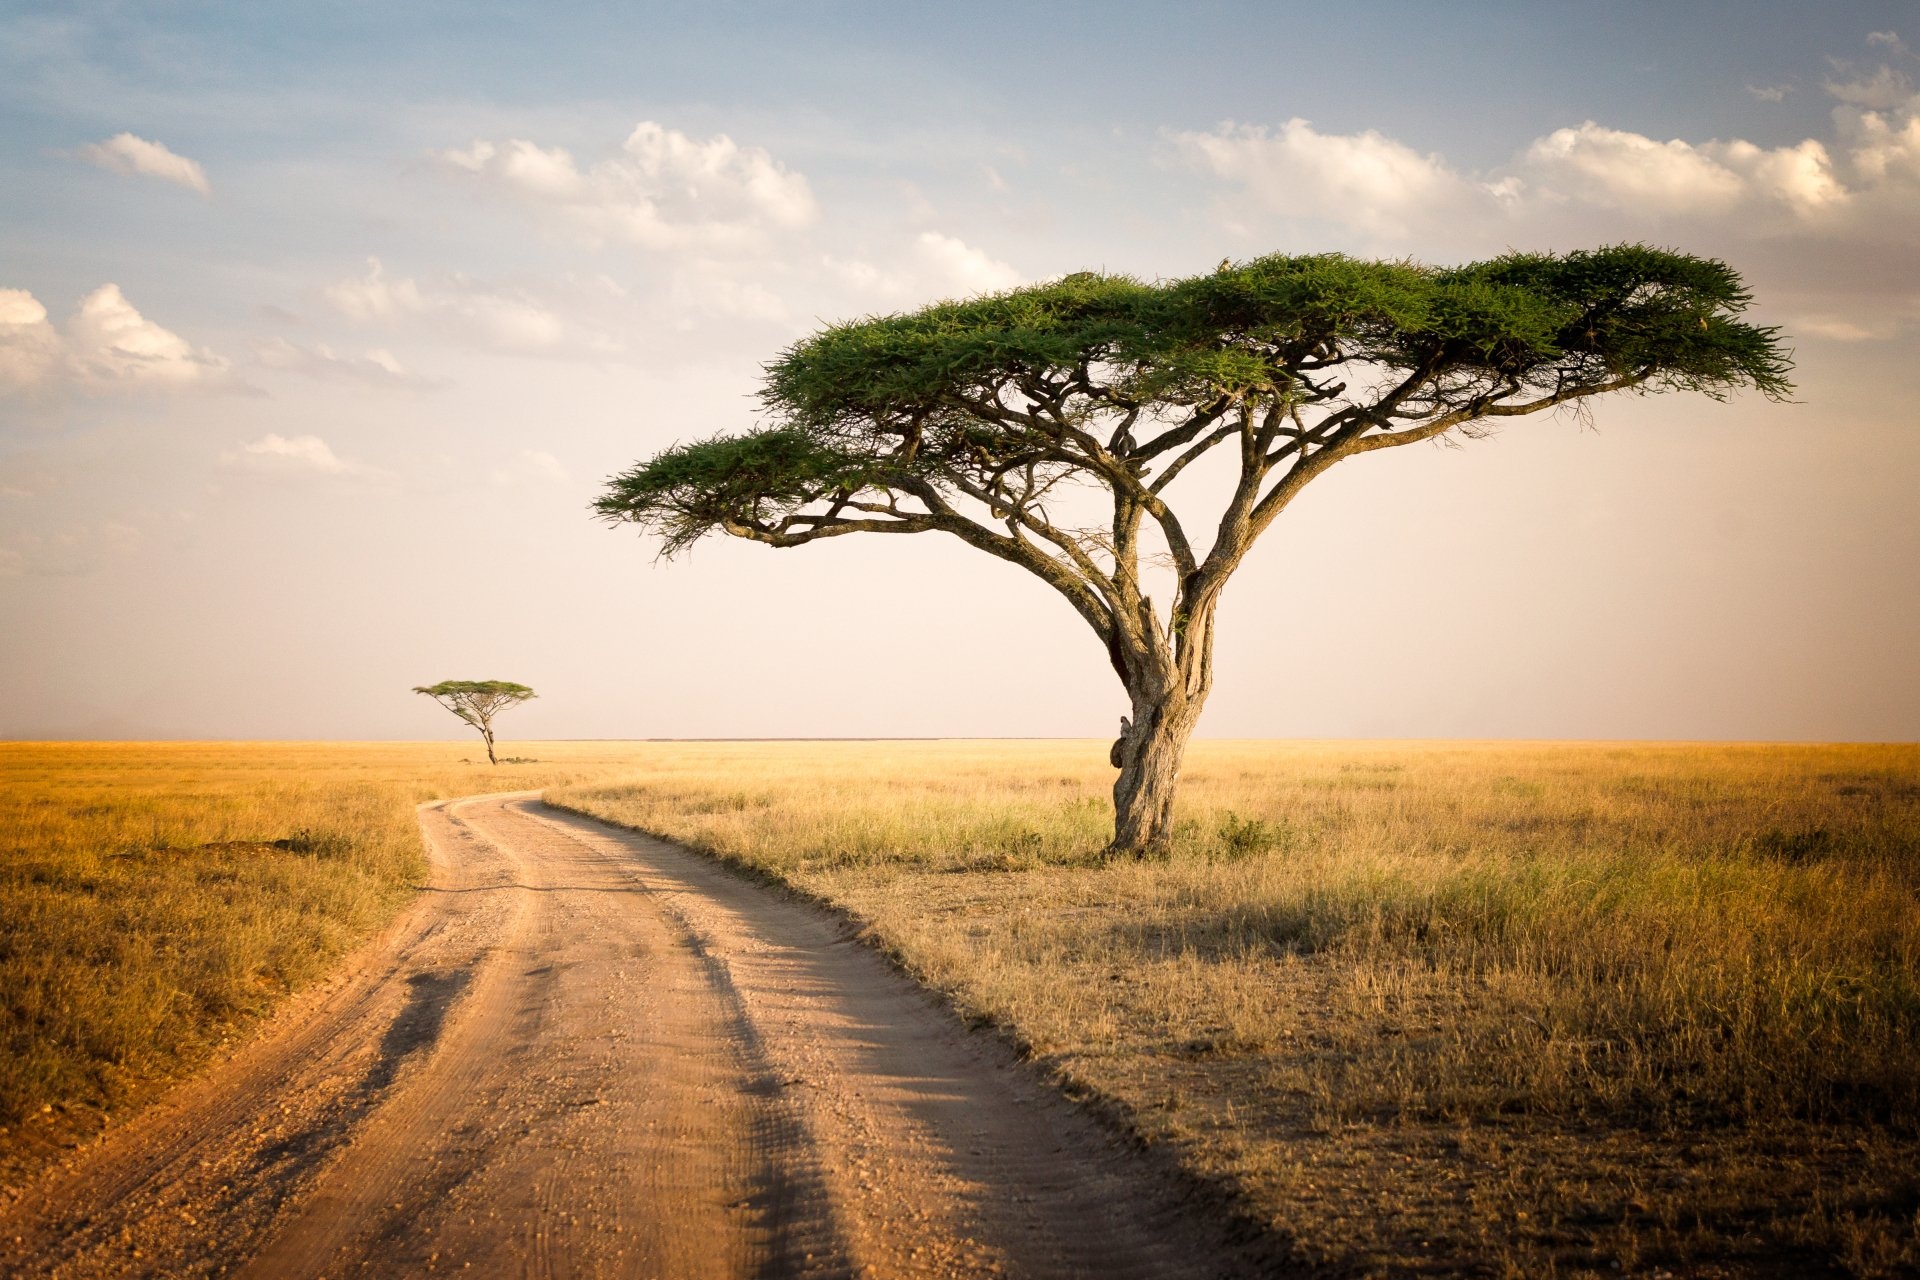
1,794 -> 1262,1279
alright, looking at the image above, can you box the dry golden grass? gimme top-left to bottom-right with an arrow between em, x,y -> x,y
554,740 -> 1920,1279
0,740 -> 658,1188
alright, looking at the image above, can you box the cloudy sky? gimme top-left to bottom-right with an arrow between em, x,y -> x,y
4,1 -> 1917,741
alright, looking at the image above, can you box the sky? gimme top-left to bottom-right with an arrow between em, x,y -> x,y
3,0 -> 1917,742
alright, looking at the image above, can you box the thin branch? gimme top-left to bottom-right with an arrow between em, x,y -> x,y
893,477 -> 1119,642
1148,423 -> 1240,493
1129,399 -> 1234,461
939,469 -> 1120,595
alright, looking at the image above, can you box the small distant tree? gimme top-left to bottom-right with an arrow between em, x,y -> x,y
596,246 -> 1790,854
413,680 -> 536,765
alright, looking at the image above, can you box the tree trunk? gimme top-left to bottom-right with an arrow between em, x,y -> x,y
482,727 -> 497,766
1108,687 -> 1202,855
1106,587 -> 1222,856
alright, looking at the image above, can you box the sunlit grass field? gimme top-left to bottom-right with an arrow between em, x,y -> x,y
553,740 -> 1920,1279
0,740 -> 658,1187
6,738 -> 1915,1274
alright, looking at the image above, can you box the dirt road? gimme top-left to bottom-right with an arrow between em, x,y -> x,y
1,794 -> 1262,1278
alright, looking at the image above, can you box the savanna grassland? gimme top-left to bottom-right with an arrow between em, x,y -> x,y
0,740 -> 659,1191
554,740 -> 1920,1279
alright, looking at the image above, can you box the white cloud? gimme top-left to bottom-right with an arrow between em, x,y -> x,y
323,258 -> 426,322
249,337 -> 438,388
1827,62 -> 1915,110
1181,93 -> 1891,245
1816,35 -> 1920,189
441,121 -> 817,251
827,232 -> 1022,305
0,288 -> 66,390
454,287 -> 568,349
66,284 -> 235,387
1793,315 -> 1891,341
79,133 -> 210,195
1840,104 -> 1920,184
1523,123 -> 1743,214
1166,92 -> 1920,343
220,433 -> 364,476
1747,84 -> 1792,103
913,232 -> 1022,295
0,284 -> 235,394
1715,138 -> 1851,212
427,124 -> 1026,340
324,258 -> 587,354
1173,118 -> 1477,235
1526,124 -> 1850,216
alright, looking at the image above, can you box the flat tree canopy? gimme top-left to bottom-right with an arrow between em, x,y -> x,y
597,246 -> 1790,851
414,679 -> 536,766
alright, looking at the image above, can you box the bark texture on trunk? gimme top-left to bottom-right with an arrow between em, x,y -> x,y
1109,691 -> 1201,854
482,728 -> 497,766
1106,595 -> 1219,855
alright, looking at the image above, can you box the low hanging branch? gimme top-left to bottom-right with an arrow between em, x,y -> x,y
597,246 -> 1791,853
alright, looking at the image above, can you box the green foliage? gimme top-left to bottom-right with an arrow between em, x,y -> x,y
1441,245 -> 1793,396
1214,809 -> 1292,860
597,244 -> 1791,553
412,679 -> 536,702
413,680 -> 535,694
593,430 -> 890,555
412,680 -> 536,734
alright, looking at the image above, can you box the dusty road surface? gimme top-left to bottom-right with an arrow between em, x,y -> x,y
1,793 -> 1265,1279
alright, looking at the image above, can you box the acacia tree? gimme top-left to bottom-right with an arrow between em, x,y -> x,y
596,247 -> 1790,854
413,679 -> 536,765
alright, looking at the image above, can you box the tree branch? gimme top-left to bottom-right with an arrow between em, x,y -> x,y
892,477 -> 1119,643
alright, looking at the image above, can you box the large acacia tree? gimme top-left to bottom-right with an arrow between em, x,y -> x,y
597,247 -> 1790,854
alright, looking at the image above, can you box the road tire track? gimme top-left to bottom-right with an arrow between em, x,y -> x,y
0,793 -> 1266,1278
